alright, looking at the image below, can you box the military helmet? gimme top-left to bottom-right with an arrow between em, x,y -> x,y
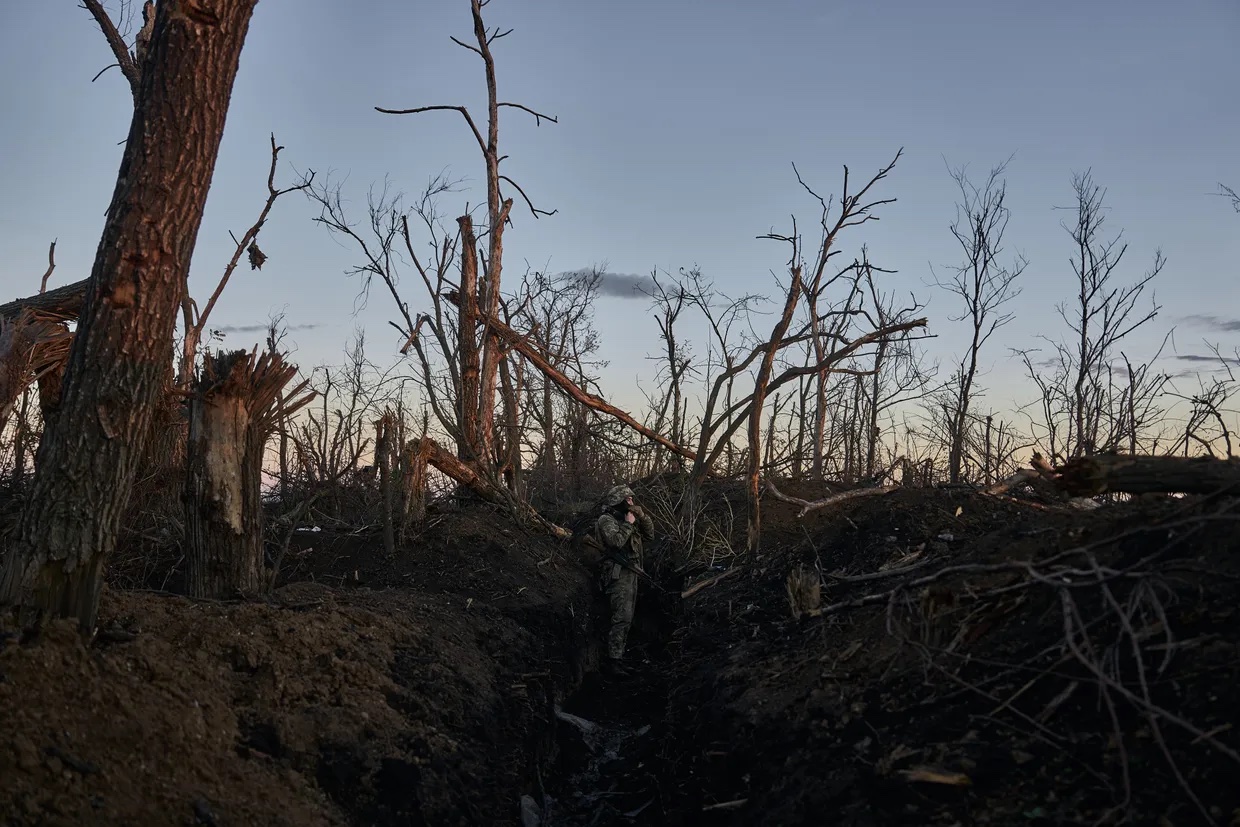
601,484 -> 635,507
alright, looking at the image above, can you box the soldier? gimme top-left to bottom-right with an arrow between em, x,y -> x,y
593,484 -> 655,674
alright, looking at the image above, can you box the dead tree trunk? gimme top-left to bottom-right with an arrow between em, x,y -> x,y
399,437 -> 429,540
36,352 -> 68,442
747,266 -> 803,554
0,0 -> 261,629
0,281 -> 88,322
186,352 -> 262,598
498,354 -> 523,495
456,216 -> 483,463
185,349 -> 312,599
414,436 -> 569,539
375,410 -> 397,557
1054,454 -> 1240,497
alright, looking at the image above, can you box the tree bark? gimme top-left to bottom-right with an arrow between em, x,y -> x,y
0,280 -> 89,321
1053,454 -> 1240,497
36,353 -> 68,440
456,216 -> 482,463
747,266 -> 803,554
185,348 -> 311,599
399,438 -> 428,539
375,411 -> 397,557
0,0 -> 260,629
185,351 -> 262,598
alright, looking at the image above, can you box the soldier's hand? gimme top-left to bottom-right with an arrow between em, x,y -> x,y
628,504 -> 645,519
625,511 -> 636,524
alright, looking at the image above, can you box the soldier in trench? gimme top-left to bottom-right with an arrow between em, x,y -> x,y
592,484 -> 656,674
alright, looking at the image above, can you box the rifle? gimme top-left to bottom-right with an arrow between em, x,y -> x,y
580,535 -> 666,592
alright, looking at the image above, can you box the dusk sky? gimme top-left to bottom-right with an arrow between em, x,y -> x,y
1,0 -> 1237,418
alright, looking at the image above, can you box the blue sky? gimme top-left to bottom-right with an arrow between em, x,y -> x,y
1,0 -> 1237,418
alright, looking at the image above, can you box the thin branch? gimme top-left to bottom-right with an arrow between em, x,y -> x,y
193,134 -> 314,334
765,480 -> 897,517
497,101 -> 558,126
373,104 -> 487,155
448,35 -> 483,56
90,62 -> 121,83
80,0 -> 140,97
499,175 -> 557,218
39,240 -> 57,294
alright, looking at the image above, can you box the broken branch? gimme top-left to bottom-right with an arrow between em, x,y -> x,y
39,240 -> 57,293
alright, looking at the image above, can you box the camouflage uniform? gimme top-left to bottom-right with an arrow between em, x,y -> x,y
594,486 -> 655,661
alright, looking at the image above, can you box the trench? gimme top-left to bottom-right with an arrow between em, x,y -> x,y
524,579 -> 687,827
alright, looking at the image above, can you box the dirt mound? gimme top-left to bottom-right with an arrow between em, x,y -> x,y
668,488 -> 1240,825
5,486 -> 1239,826
1,506 -> 600,826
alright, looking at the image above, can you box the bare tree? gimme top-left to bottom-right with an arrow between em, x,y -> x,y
308,174 -> 465,452
376,0 -> 557,477
736,150 -> 927,550
511,268 -> 605,499
933,157 -> 1026,483
1021,171 -> 1165,461
641,272 -> 693,475
0,0 -> 261,629
1166,343 -> 1238,458
308,1 -> 586,534
858,258 -> 934,477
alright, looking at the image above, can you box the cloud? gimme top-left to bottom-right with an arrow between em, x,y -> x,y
1179,314 -> 1240,333
212,322 -> 324,335
1171,353 -> 1240,364
562,269 -> 656,299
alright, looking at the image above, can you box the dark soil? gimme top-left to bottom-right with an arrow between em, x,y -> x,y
3,485 -> 1239,826
663,486 -> 1240,826
1,507 -> 599,826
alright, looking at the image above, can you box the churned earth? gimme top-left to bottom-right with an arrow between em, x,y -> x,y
2,483 -> 1238,826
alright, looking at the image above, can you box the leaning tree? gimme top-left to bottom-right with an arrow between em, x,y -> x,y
0,0 -> 261,630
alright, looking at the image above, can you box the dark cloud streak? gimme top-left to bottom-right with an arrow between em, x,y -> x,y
213,322 -> 324,334
562,269 -> 656,299
1172,353 -> 1240,365
1179,314 -> 1240,333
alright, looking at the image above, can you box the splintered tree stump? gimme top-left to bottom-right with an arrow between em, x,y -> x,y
0,311 -> 73,433
1054,454 -> 1240,496
185,349 -> 312,599
400,439 -> 429,538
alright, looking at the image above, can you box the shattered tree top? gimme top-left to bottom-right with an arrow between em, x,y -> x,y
0,278 -> 87,320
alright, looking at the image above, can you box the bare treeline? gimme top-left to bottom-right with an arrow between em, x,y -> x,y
0,0 -> 1234,626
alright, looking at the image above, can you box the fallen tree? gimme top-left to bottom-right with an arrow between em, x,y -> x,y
409,436 -> 570,539
0,280 -> 88,322
1053,453 -> 1240,497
